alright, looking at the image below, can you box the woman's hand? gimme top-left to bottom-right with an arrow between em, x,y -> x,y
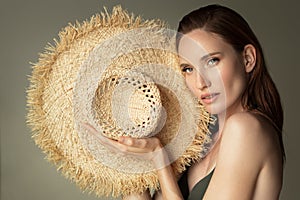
81,122 -> 168,168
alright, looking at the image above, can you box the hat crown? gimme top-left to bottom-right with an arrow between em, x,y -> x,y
111,72 -> 163,138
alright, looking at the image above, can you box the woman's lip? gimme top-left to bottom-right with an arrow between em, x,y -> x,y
200,93 -> 220,104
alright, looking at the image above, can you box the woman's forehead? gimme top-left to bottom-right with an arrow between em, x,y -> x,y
179,30 -> 226,51
178,29 -> 234,63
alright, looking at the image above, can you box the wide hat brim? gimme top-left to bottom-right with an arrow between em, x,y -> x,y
26,5 -> 211,197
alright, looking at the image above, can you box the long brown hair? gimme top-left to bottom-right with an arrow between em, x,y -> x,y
176,4 -> 285,160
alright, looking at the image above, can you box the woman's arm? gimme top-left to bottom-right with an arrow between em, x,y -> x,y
152,147 -> 183,200
118,136 -> 183,200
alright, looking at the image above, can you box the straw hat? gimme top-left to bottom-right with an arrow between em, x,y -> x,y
26,5 -> 211,197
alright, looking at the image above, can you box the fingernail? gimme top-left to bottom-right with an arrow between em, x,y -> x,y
118,137 -> 125,143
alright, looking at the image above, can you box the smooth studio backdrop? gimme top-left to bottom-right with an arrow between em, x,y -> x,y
1,0 -> 299,199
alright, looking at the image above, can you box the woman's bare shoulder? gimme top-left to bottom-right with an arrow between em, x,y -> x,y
224,111 -> 270,135
204,112 -> 282,199
224,112 -> 279,142
220,111 -> 281,165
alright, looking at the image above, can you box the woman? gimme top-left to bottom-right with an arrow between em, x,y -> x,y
85,4 -> 284,199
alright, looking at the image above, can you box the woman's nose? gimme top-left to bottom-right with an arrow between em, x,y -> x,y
196,72 -> 211,90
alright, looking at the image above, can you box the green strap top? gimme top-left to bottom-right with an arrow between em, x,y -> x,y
178,168 -> 214,200
178,119 -> 218,199
187,169 -> 214,200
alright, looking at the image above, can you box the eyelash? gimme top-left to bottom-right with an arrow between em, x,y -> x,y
181,57 -> 220,73
181,66 -> 193,73
206,57 -> 220,67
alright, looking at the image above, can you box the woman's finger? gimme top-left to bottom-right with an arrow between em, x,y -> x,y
81,122 -> 125,153
118,136 -> 161,152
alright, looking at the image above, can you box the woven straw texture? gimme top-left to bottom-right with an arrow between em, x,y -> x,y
26,5 -> 211,197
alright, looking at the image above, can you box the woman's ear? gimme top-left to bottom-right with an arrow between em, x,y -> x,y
243,44 -> 256,73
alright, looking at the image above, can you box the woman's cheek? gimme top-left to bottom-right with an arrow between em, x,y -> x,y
186,77 -> 198,97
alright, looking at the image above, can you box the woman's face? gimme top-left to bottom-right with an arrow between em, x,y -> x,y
178,29 -> 248,116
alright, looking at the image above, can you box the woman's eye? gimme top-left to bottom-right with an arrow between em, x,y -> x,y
206,58 -> 219,67
181,66 -> 193,73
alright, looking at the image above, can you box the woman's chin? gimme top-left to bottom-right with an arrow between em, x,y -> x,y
204,105 -> 225,116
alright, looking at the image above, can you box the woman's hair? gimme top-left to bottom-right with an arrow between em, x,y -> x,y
176,4 -> 285,160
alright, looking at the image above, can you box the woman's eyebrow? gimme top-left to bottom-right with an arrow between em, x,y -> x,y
179,63 -> 191,68
179,52 -> 222,68
200,52 -> 222,61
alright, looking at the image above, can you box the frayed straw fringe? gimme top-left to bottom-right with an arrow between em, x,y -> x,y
26,5 -> 211,197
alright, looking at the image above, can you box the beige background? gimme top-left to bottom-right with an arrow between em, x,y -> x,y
1,0 -> 299,199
